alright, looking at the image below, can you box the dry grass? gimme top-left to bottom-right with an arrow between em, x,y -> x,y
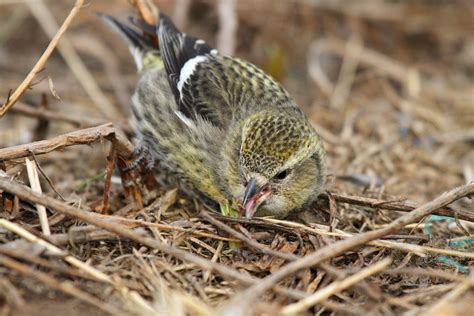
0,0 -> 473,315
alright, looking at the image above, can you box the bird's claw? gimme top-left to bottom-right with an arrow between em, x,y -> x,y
123,144 -> 156,172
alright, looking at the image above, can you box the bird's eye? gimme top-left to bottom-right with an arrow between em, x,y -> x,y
275,170 -> 289,180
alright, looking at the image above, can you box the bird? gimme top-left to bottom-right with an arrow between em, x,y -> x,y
98,11 -> 326,219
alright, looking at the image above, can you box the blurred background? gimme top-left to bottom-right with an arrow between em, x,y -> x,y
1,0 -> 473,204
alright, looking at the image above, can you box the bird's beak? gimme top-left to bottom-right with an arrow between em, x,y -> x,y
242,177 -> 271,219
242,177 -> 257,207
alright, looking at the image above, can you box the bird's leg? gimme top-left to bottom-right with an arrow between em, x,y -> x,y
123,143 -> 156,172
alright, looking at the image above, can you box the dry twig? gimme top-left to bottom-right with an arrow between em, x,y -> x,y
25,158 -> 50,235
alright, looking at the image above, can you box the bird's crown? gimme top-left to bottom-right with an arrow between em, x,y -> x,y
240,108 -> 320,177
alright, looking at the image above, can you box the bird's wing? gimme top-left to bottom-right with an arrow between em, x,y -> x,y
157,14 -> 220,124
157,14 -> 292,128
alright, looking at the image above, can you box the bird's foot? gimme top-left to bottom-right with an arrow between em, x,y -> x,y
123,144 -> 156,172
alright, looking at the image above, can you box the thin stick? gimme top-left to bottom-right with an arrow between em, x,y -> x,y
25,158 -> 51,235
29,151 -> 65,201
322,192 -> 473,222
0,0 -> 84,117
43,228 -> 115,246
10,102 -> 107,128
203,241 -> 224,282
281,258 -> 392,315
383,268 -> 474,284
229,182 -> 474,308
99,142 -> 116,212
0,254 -> 121,315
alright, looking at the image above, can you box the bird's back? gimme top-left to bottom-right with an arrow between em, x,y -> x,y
154,14 -> 297,129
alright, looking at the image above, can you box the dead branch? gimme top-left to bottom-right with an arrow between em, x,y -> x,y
0,123 -> 133,162
29,151 -> 65,201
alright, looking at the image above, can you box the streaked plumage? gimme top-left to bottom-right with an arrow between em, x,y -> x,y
99,12 -> 326,219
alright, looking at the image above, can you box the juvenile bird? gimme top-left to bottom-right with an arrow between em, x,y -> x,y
99,12 -> 326,219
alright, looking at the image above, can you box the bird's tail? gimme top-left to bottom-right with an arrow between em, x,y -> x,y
97,12 -> 163,72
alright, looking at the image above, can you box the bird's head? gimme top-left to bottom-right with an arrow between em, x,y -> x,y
232,108 -> 326,219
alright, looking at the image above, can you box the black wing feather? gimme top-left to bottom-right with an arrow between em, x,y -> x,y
157,13 -> 213,115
